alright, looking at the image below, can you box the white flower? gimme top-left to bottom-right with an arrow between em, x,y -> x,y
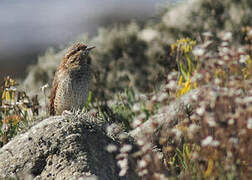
106,144 -> 117,153
188,124 -> 200,139
196,106 -> 205,116
166,80 -> 177,89
202,32 -> 213,37
221,42 -> 229,47
249,89 -> 252,95
1,123 -> 9,132
201,136 -> 213,146
23,98 -> 29,104
106,123 -> 121,135
239,55 -> 247,63
247,118 -> 252,129
188,124 -> 200,133
211,140 -> 220,147
151,95 -> 157,101
228,119 -> 235,125
222,32 -> 232,41
248,29 -> 252,36
158,93 -> 168,102
207,117 -> 216,127
138,169 -> 148,176
221,47 -> 230,54
214,78 -> 221,85
132,103 -> 141,112
193,46 -> 205,56
167,72 -> 178,80
202,136 -> 220,147
40,84 -> 49,93
217,60 -> 224,65
137,139 -> 144,146
118,133 -> 128,140
244,96 -> 252,103
138,160 -> 147,168
120,144 -> 132,153
203,40 -> 213,48
131,119 -> 142,128
238,47 -> 245,53
119,167 -> 128,176
191,94 -> 199,101
118,158 -> 128,168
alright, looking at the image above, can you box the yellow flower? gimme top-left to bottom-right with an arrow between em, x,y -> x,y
2,90 -> 10,102
204,159 -> 214,177
242,56 -> 252,80
178,75 -> 183,86
171,38 -> 196,55
215,69 -> 226,81
176,77 -> 197,97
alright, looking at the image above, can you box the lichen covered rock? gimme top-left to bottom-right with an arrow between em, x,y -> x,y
0,113 -> 137,180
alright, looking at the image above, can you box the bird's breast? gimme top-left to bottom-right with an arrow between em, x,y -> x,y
55,68 -> 91,113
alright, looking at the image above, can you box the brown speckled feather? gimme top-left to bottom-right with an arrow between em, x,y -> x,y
49,72 -> 59,115
49,43 -> 94,116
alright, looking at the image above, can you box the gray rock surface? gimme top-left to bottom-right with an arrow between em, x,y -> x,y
0,113 -> 137,180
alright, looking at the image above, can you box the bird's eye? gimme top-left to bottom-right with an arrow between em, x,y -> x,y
82,50 -> 88,55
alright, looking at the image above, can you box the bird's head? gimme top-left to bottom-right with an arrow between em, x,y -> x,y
64,43 -> 95,68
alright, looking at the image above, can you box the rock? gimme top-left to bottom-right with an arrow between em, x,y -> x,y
0,113 -> 138,180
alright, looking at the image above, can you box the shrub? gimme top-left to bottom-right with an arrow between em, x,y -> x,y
0,77 -> 40,146
126,32 -> 252,179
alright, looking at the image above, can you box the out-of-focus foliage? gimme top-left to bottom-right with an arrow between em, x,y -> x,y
0,77 -> 40,147
24,23 -> 175,101
126,30 -> 252,179
90,23 -> 169,100
161,0 -> 252,43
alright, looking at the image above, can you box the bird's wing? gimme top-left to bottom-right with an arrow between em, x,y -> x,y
49,72 -> 59,115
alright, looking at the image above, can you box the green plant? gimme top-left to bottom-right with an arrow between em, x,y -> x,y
170,38 -> 198,97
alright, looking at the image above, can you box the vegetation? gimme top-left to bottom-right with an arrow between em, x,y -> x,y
131,32 -> 252,179
1,0 -> 252,179
0,76 -> 39,146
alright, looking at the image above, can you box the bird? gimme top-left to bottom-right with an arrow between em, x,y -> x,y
49,43 -> 95,115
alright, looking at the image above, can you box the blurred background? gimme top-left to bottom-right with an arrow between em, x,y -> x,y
0,0 -> 177,81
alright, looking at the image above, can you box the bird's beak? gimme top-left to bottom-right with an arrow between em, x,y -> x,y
86,46 -> 95,51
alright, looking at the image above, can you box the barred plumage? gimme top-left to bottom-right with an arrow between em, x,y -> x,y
49,43 -> 94,115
